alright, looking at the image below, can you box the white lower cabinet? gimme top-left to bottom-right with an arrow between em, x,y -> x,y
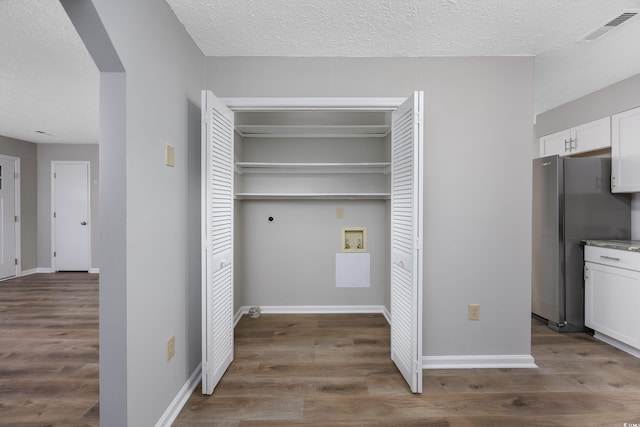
584,246 -> 640,356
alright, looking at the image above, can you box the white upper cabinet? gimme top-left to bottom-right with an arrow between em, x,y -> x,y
611,106 -> 640,193
539,128 -> 571,157
539,117 -> 611,158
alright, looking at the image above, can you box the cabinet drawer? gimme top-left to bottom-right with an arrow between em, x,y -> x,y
585,245 -> 640,270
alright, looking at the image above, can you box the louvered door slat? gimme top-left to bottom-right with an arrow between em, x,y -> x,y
390,92 -> 424,394
201,90 -> 234,395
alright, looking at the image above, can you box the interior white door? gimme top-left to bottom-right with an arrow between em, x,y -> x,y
0,156 -> 17,279
52,162 -> 91,271
390,91 -> 424,393
201,90 -> 234,395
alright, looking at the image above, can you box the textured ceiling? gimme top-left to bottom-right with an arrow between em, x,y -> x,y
2,1 -> 640,145
167,0 -> 640,115
0,0 -> 98,144
166,0 -> 631,57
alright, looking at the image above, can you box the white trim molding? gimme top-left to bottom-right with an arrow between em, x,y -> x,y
89,268 -> 100,274
422,354 -> 537,370
594,332 -> 640,358
234,305 -> 387,326
220,97 -> 405,112
154,363 -> 201,427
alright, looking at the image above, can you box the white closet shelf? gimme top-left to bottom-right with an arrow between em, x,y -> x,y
236,162 -> 391,174
235,193 -> 391,200
236,124 -> 390,138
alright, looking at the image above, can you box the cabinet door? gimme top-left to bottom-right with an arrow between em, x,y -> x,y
612,106 -> 640,193
539,129 -> 571,157
584,261 -> 640,349
570,117 -> 611,155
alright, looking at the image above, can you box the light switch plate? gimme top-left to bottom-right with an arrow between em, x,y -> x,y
468,304 -> 480,320
165,144 -> 175,167
166,336 -> 175,361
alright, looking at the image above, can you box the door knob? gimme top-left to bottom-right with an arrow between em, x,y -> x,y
81,221 -> 87,225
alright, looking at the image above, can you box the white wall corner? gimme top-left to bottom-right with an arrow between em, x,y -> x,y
422,355 -> 537,370
154,363 -> 201,427
383,306 -> 391,325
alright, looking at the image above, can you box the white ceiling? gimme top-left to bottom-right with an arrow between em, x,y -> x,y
0,0 -> 98,144
2,0 -> 640,144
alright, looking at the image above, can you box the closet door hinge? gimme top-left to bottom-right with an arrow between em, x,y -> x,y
14,258 -> 18,266
14,215 -> 18,222
53,212 -> 56,218
53,252 -> 56,258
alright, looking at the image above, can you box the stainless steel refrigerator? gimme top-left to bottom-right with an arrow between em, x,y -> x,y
532,155 -> 631,331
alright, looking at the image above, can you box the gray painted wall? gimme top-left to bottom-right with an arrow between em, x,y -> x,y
535,72 -> 640,239
0,135 -> 37,271
239,200 -> 388,307
37,144 -> 99,269
234,132 -> 389,309
66,0 -> 205,425
206,56 -> 534,358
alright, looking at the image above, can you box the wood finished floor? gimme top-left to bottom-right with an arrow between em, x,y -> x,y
0,273 -> 99,427
2,274 -> 640,426
176,314 -> 640,427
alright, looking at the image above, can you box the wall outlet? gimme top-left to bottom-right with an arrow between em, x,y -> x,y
468,304 -> 480,321
336,207 -> 344,219
166,336 -> 175,362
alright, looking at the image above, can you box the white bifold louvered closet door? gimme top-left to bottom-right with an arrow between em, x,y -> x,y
201,90 -> 234,395
390,91 -> 424,393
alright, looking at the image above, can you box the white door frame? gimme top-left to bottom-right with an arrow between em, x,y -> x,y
51,161 -> 92,272
0,154 -> 20,278
217,96 -> 423,393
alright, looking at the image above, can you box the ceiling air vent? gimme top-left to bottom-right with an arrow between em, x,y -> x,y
579,10 -> 639,42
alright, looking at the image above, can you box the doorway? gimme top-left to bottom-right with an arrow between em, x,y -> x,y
0,155 -> 20,280
51,161 -> 91,271
201,94 -> 424,394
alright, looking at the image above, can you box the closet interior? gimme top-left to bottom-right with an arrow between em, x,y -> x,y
232,109 -> 393,311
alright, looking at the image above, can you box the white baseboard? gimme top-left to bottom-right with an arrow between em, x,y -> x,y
155,363 -> 201,427
594,332 -> 640,358
382,306 -> 391,325
234,307 -> 248,326
22,268 -> 54,275
21,268 -> 98,275
234,305 -> 387,325
422,354 -> 537,369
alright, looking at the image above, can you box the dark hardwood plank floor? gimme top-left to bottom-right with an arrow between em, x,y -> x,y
175,313 -> 640,427
0,273 -> 99,427
3,274 -> 640,426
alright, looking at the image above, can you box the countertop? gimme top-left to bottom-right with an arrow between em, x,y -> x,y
583,240 -> 640,252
